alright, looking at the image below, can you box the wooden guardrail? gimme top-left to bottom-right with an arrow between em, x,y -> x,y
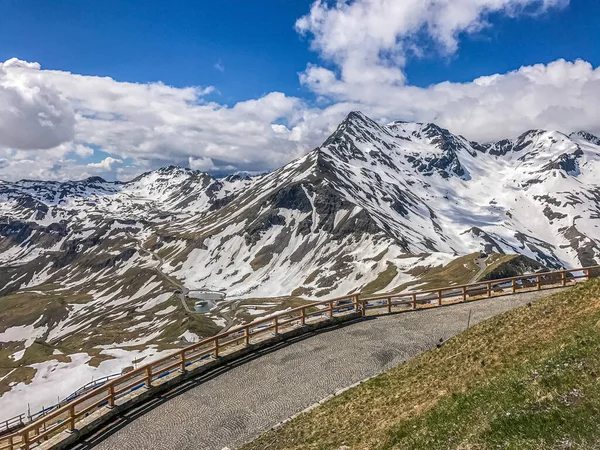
0,294 -> 360,450
360,266 -> 598,315
1,265 -> 598,450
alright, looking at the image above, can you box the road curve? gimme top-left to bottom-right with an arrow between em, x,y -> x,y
132,235 -> 239,332
75,289 -> 561,450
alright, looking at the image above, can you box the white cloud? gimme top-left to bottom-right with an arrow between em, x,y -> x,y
188,156 -> 216,171
0,59 -> 75,150
87,157 -> 123,171
73,144 -> 94,157
291,0 -> 600,143
0,59 -> 309,181
302,58 -> 600,143
214,60 -> 225,72
296,0 -> 568,87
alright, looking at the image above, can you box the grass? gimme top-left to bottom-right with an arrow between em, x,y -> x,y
243,279 -> 600,450
387,253 -> 482,293
234,297 -> 313,324
361,263 -> 399,295
19,341 -> 70,366
479,254 -> 520,279
0,291 -> 70,330
0,367 -> 36,396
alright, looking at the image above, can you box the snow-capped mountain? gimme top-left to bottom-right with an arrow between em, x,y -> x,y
1,111 -> 599,419
3,111 -> 600,298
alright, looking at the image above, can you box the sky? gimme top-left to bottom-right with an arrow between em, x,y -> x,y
0,0 -> 599,181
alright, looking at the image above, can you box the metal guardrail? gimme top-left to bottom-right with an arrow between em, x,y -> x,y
0,416 -> 24,438
0,265 -> 598,450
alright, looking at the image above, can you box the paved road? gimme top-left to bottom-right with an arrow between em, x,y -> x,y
470,255 -> 489,283
132,235 -> 237,333
76,289 -> 561,450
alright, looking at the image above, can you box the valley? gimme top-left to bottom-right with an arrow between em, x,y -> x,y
1,111 -> 599,422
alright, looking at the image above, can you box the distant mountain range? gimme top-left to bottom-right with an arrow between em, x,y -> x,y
3,111 -> 599,297
1,111 -> 599,418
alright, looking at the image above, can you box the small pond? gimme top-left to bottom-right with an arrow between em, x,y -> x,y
188,290 -> 226,313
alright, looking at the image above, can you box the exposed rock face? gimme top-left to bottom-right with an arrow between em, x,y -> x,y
570,131 -> 600,146
480,255 -> 547,281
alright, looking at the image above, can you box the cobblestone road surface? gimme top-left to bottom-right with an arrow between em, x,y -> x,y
79,289 -> 560,450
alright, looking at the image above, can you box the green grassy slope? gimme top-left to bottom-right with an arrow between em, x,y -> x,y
243,280 -> 600,450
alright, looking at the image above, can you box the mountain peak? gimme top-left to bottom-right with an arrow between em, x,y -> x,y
570,130 -> 600,145
83,176 -> 107,184
339,111 -> 383,130
157,165 -> 194,174
224,172 -> 253,183
344,110 -> 369,121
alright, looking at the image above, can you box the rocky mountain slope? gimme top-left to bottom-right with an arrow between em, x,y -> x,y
1,111 -> 599,419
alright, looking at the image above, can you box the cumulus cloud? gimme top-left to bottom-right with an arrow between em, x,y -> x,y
0,58 -> 75,150
188,156 -> 216,171
291,0 -> 600,143
303,58 -> 600,143
87,156 -> 123,171
296,0 -> 568,86
0,59 -> 309,181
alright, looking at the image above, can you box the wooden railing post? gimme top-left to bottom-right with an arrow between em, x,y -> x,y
562,271 -> 567,286
487,282 -> 491,297
437,289 -> 442,306
387,297 -> 392,313
179,351 -> 186,372
21,430 -> 29,450
462,286 -> 467,302
328,300 -> 333,318
585,268 -> 590,280
274,316 -> 279,334
361,300 -> 367,316
244,326 -> 250,345
353,294 -> 360,312
67,405 -> 75,432
107,383 -> 115,408
145,366 -> 152,387
512,278 -> 517,293
213,338 -> 219,358
412,293 -> 417,309
536,275 -> 541,290
300,308 -> 306,326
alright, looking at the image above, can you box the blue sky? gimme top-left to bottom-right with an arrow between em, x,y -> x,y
0,0 -> 599,180
2,0 -> 598,101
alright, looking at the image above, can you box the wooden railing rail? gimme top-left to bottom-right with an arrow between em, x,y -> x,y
360,266 -> 599,315
1,265 -> 598,449
362,267 -> 593,301
0,293 -> 359,450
